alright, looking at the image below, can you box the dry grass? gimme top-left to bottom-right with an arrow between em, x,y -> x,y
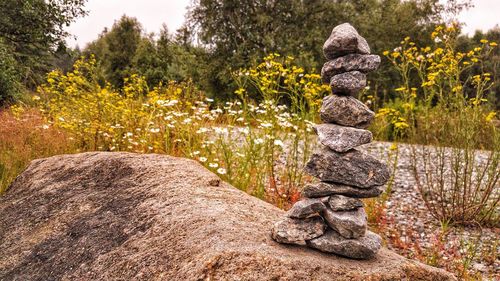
0,108 -> 76,194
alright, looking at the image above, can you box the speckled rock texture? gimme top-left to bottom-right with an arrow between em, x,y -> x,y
322,54 -> 381,84
323,207 -> 367,239
320,94 -> 375,129
286,197 -> 327,218
314,123 -> 372,152
328,195 -> 364,211
0,152 -> 457,280
323,23 -> 370,59
271,217 -> 327,245
329,71 -> 367,95
305,145 -> 390,188
308,230 -> 382,259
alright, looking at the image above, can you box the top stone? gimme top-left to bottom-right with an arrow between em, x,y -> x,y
323,23 -> 370,60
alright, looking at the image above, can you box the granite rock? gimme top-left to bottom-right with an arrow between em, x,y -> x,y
321,54 -> 381,84
286,197 -> 327,219
305,145 -> 390,188
320,95 -> 375,129
328,195 -> 364,211
307,230 -> 382,259
323,207 -> 367,239
302,182 -> 383,198
314,123 -> 372,152
271,217 -> 327,245
323,23 -> 370,60
329,71 -> 367,95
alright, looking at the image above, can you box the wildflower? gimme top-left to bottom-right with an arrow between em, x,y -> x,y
217,168 -> 227,175
149,128 -> 160,133
42,124 -> 50,130
254,138 -> 265,145
274,139 -> 284,148
209,163 -> 218,168
199,157 -> 207,162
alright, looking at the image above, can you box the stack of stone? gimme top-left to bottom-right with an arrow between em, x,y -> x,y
271,23 -> 389,259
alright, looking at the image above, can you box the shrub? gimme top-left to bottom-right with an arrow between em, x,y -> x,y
381,24 -> 500,226
0,39 -> 22,105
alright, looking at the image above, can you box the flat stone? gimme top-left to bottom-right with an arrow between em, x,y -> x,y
328,195 -> 364,211
271,217 -> 326,245
302,182 -> 383,198
305,145 -> 390,188
286,198 -> 327,219
329,71 -> 366,95
320,95 -> 375,129
321,54 -> 381,84
307,230 -> 382,259
323,23 -> 370,60
314,123 -> 372,152
323,207 -> 367,239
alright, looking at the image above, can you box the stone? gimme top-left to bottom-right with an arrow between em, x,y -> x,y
323,23 -> 370,60
0,153 -> 457,280
271,217 -> 326,245
323,207 -> 367,239
286,197 -> 327,218
328,195 -> 364,211
320,94 -> 375,129
303,182 -> 384,198
314,123 -> 372,152
305,145 -> 390,188
321,54 -> 381,84
307,230 -> 383,260
329,71 -> 367,95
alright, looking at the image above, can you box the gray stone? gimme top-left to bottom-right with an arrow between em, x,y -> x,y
330,71 -> 367,95
307,230 -> 382,259
328,195 -> 364,211
321,54 -> 381,84
286,198 -> 327,219
323,23 -> 370,60
323,207 -> 367,239
302,182 -> 383,198
305,145 -> 390,188
271,217 -> 326,245
320,95 -> 375,129
314,123 -> 372,152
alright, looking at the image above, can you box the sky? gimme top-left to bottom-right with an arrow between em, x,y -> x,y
65,0 -> 500,48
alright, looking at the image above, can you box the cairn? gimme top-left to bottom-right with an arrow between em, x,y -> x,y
271,23 -> 388,259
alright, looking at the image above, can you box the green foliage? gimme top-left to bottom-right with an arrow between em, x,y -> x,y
83,17 -> 209,92
0,0 -> 87,89
186,0 -> 469,99
0,40 -> 22,104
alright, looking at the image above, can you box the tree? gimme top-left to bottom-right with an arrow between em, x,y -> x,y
0,0 -> 87,89
186,0 -> 470,100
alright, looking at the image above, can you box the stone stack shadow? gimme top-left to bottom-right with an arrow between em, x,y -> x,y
272,23 -> 389,259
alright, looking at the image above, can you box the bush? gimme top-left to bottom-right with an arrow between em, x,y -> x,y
0,40 -> 22,105
379,24 -> 500,226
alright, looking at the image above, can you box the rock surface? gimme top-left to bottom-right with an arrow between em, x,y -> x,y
320,95 -> 375,128
323,208 -> 367,239
286,197 -> 327,218
272,217 -> 326,245
328,195 -> 364,211
323,23 -> 370,59
314,123 -> 372,152
308,230 -> 382,259
0,152 -> 457,280
303,182 -> 384,198
305,145 -> 390,188
322,54 -> 381,84
329,71 -> 367,95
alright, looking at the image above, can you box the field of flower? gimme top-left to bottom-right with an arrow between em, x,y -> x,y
0,25 -> 498,279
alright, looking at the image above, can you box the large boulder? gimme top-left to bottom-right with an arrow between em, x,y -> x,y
0,152 -> 456,280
